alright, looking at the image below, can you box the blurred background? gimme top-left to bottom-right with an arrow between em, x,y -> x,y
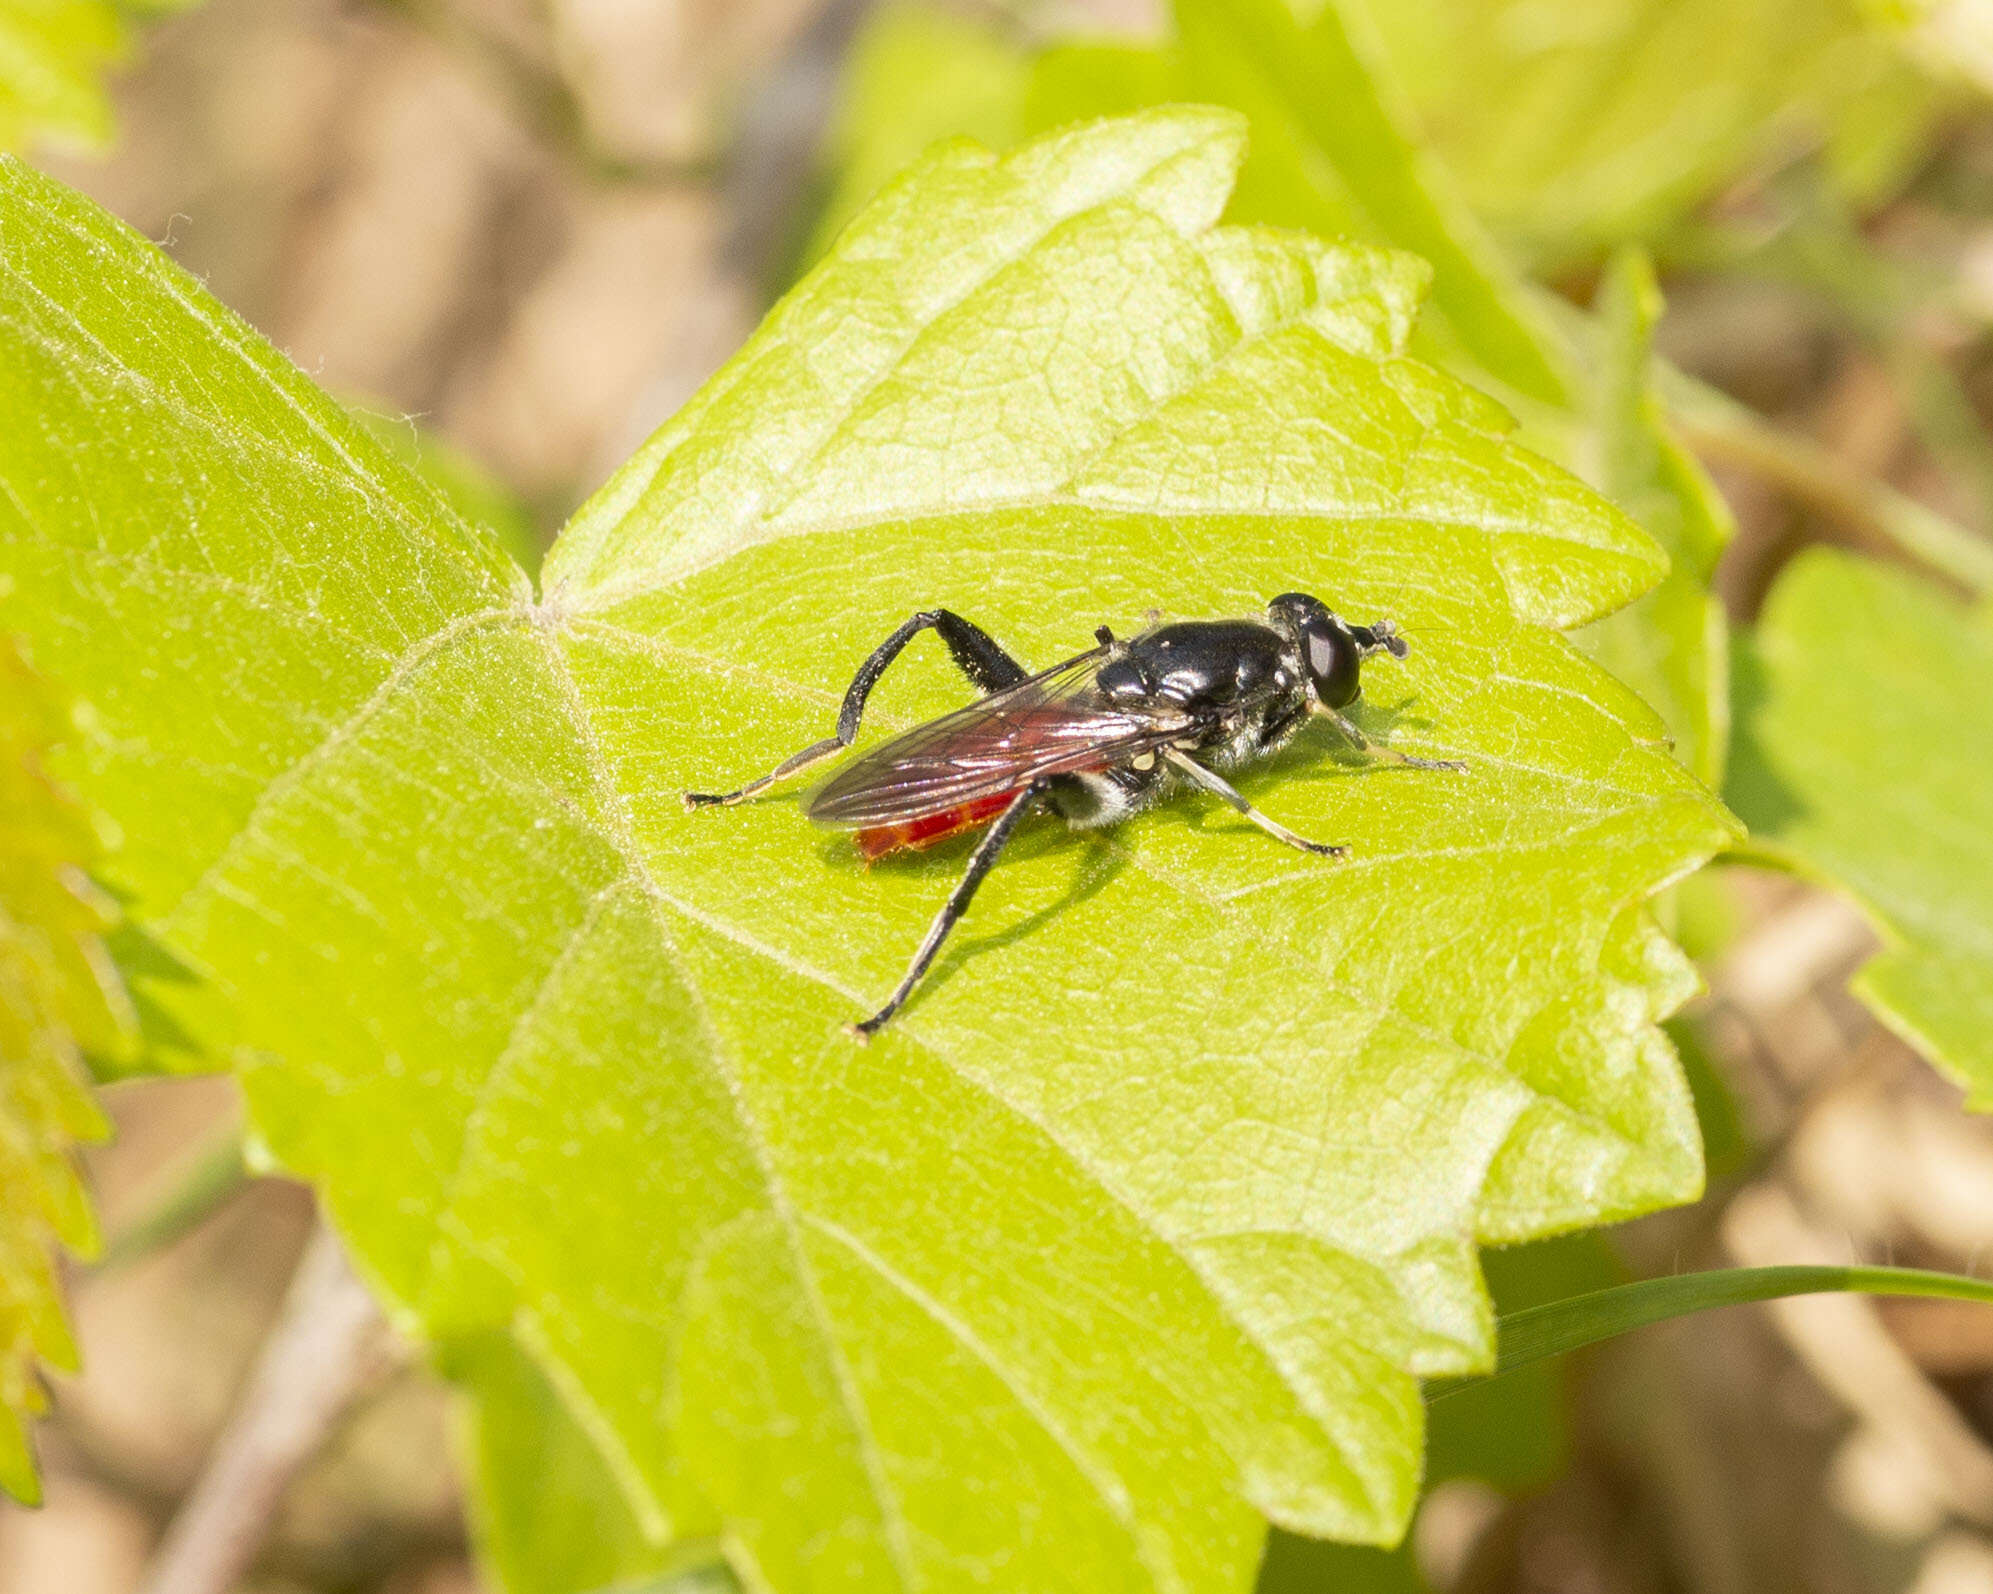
10,1 -> 1993,1591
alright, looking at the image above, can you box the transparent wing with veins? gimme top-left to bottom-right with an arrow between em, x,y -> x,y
806,647 -> 1197,828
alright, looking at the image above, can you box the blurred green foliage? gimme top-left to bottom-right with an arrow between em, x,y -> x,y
0,0 -> 201,154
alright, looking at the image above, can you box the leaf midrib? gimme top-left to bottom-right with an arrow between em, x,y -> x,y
641,875 -> 1386,1556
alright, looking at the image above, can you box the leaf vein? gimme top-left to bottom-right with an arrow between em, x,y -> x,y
535,626 -> 921,1594
156,605 -> 525,939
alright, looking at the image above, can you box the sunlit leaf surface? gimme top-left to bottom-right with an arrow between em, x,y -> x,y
1259,1230 -> 1620,1591
1,112 -> 1734,1589
1731,550 -> 1993,1104
813,14 -> 1732,794
0,639 -> 130,1501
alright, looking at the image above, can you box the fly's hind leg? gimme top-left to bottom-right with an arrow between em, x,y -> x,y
1316,706 -> 1465,773
850,778 -> 1052,1040
684,609 -> 1029,808
1163,749 -> 1347,858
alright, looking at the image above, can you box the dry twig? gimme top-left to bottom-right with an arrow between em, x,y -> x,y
135,1221 -> 398,1594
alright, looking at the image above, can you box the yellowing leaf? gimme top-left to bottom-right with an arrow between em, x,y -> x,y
0,0 -> 209,155
1350,0 -> 1927,261
813,0 -> 1572,403
1570,252 -> 1733,787
0,637 -> 129,1501
1731,550 -> 1993,1104
0,111 -> 1734,1589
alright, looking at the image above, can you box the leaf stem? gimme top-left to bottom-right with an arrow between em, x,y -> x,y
96,1125 -> 247,1272
1428,1263 -> 1993,1400
370,0 -> 718,185
1669,378 -> 1993,597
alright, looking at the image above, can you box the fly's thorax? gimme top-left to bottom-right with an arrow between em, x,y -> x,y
1187,693 -> 1311,770
1095,615 -> 1315,776
1103,618 -> 1294,714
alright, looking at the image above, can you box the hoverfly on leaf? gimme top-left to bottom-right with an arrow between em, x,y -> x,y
686,594 -> 1461,1038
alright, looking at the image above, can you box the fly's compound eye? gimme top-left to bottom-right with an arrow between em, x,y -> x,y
1302,618 -> 1363,709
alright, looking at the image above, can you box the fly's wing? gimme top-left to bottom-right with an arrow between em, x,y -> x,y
807,648 -> 1194,828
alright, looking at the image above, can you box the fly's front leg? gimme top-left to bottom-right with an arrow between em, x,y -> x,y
682,731 -> 849,811
1162,749 -> 1346,858
850,778 -> 1052,1041
684,609 -> 1028,808
1315,706 -> 1465,773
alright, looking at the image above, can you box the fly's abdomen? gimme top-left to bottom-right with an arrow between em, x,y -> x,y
853,791 -> 1020,861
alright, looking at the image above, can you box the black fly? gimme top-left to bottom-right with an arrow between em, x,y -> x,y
685,593 -> 1462,1039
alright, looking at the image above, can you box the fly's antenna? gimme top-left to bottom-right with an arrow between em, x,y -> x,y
1376,619 -> 1478,651
1352,618 -> 1411,660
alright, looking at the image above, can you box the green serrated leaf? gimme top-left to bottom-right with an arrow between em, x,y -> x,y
1259,1229 -> 1623,1591
1348,0 -> 1926,262
1569,252 -> 1732,788
1422,1232 -> 1623,1492
1262,1255 -> 1993,1588
1730,550 -> 1993,1104
1,109 -> 1734,1589
815,12 -> 1734,787
0,636 -> 130,1501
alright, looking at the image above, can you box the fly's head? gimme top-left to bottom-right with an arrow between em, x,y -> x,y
1267,592 -> 1410,710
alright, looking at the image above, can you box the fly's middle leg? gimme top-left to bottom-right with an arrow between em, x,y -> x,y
1316,706 -> 1466,773
850,778 -> 1051,1040
684,609 -> 1028,808
1163,749 -> 1347,857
